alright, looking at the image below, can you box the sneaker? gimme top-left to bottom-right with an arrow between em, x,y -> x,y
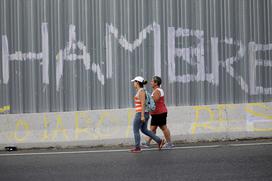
163,142 -> 175,149
130,147 -> 142,153
141,142 -> 150,148
158,139 -> 165,150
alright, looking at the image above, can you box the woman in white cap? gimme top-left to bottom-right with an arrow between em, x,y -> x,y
130,76 -> 165,153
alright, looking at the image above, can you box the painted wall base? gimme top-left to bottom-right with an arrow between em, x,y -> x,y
0,102 -> 272,150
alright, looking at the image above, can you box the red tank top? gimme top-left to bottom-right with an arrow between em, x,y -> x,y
150,88 -> 167,115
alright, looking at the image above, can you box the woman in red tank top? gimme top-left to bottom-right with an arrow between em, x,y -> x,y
143,76 -> 174,149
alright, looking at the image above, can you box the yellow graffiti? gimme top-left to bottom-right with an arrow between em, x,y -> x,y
0,105 -> 10,113
75,112 -> 93,139
41,114 -> 49,140
14,119 -> 30,142
245,103 -> 272,132
192,103 -> 272,134
245,103 -> 272,120
125,109 -> 135,138
4,102 -> 272,143
191,106 -> 215,134
191,104 -> 244,134
253,127 -> 272,132
51,114 -> 69,140
217,104 -> 226,122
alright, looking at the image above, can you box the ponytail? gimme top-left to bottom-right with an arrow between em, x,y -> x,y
137,80 -> 147,88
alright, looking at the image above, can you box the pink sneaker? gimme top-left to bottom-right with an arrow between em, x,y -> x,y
130,147 -> 142,153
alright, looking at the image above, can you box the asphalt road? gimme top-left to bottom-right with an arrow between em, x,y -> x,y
0,141 -> 272,181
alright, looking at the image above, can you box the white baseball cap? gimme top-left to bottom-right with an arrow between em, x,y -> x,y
131,76 -> 145,83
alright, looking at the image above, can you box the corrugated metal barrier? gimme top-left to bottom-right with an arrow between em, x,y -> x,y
0,0 -> 271,113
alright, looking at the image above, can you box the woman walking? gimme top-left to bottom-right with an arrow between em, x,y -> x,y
143,76 -> 174,149
130,76 -> 165,153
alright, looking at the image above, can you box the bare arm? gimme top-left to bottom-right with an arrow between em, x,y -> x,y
152,89 -> 161,102
139,90 -> 146,122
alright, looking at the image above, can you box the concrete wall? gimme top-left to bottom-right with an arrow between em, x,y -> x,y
0,102 -> 272,150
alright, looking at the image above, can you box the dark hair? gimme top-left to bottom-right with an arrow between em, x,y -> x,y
152,76 -> 162,86
136,80 -> 148,88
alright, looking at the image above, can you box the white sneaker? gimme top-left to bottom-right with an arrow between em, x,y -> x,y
163,142 -> 174,149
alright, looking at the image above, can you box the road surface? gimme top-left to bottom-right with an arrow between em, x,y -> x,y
0,140 -> 272,181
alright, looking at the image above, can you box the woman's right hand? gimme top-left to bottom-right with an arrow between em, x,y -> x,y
141,116 -> 145,122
